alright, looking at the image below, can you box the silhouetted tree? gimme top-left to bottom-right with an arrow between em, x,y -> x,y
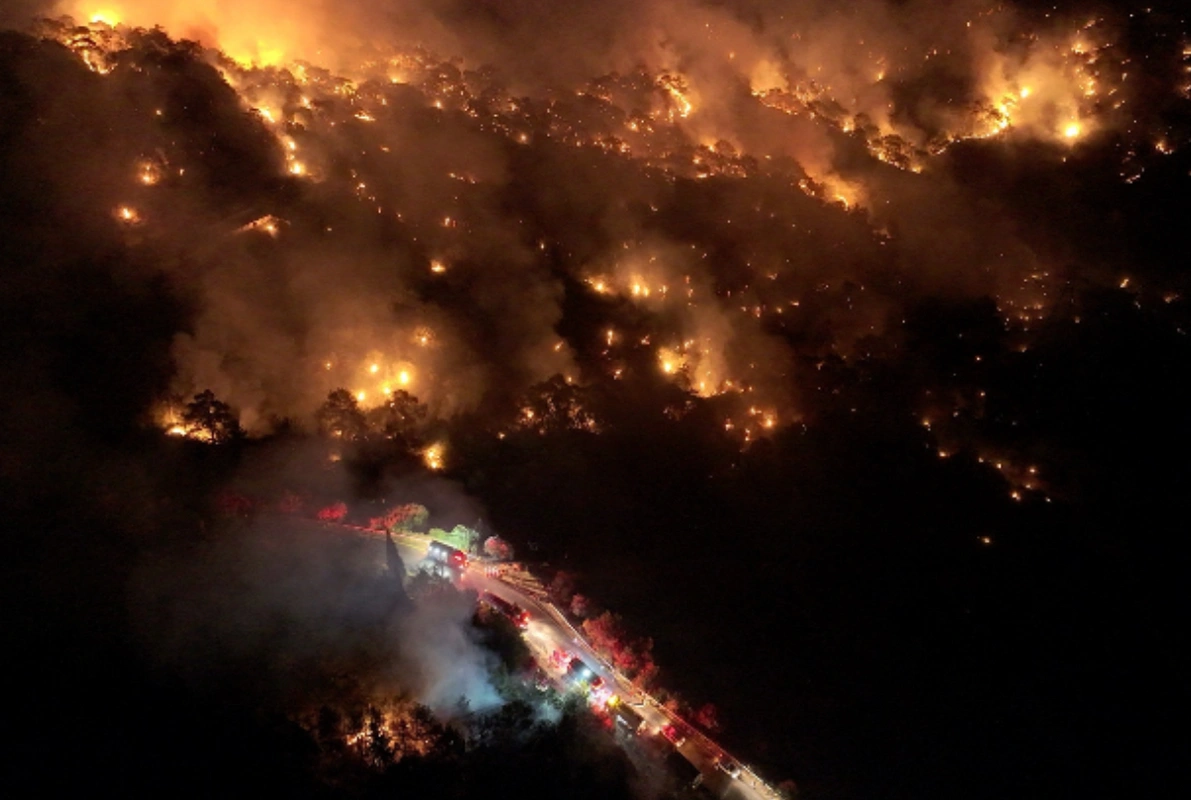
182,389 -> 243,442
518,375 -> 598,434
549,570 -> 577,605
368,389 -> 428,446
315,389 -> 366,440
364,707 -> 392,767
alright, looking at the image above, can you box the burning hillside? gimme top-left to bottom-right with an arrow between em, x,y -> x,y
3,4 -> 1190,799
4,3 -> 1181,502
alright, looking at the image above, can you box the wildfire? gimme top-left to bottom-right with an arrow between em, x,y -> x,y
156,404 -> 214,443
659,75 -> 694,120
422,442 -> 445,471
89,10 -> 120,24
136,159 -> 162,185
114,205 -> 141,224
238,215 -> 285,237
40,12 -> 1179,472
658,348 -> 682,376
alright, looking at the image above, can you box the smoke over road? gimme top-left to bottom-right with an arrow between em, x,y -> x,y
127,511 -> 503,715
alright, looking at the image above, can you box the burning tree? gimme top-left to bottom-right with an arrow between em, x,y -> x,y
181,389 -> 243,443
308,699 -> 443,772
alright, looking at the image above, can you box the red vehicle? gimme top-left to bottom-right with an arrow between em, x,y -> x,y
661,724 -> 687,747
479,591 -> 529,629
428,540 -> 467,569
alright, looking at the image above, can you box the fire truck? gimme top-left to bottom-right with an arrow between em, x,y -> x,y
425,540 -> 467,576
479,591 -> 530,629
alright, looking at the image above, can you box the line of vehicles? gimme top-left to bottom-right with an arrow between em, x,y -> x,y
560,653 -> 739,795
560,653 -> 654,738
548,626 -> 747,790
426,543 -> 531,630
424,536 -> 751,795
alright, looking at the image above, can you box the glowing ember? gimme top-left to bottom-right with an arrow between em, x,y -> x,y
238,215 -> 285,237
137,161 -> 160,185
422,442 -> 445,471
89,10 -> 121,26
114,205 -> 141,224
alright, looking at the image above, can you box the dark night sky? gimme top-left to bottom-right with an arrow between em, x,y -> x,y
2,2 -> 1189,798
